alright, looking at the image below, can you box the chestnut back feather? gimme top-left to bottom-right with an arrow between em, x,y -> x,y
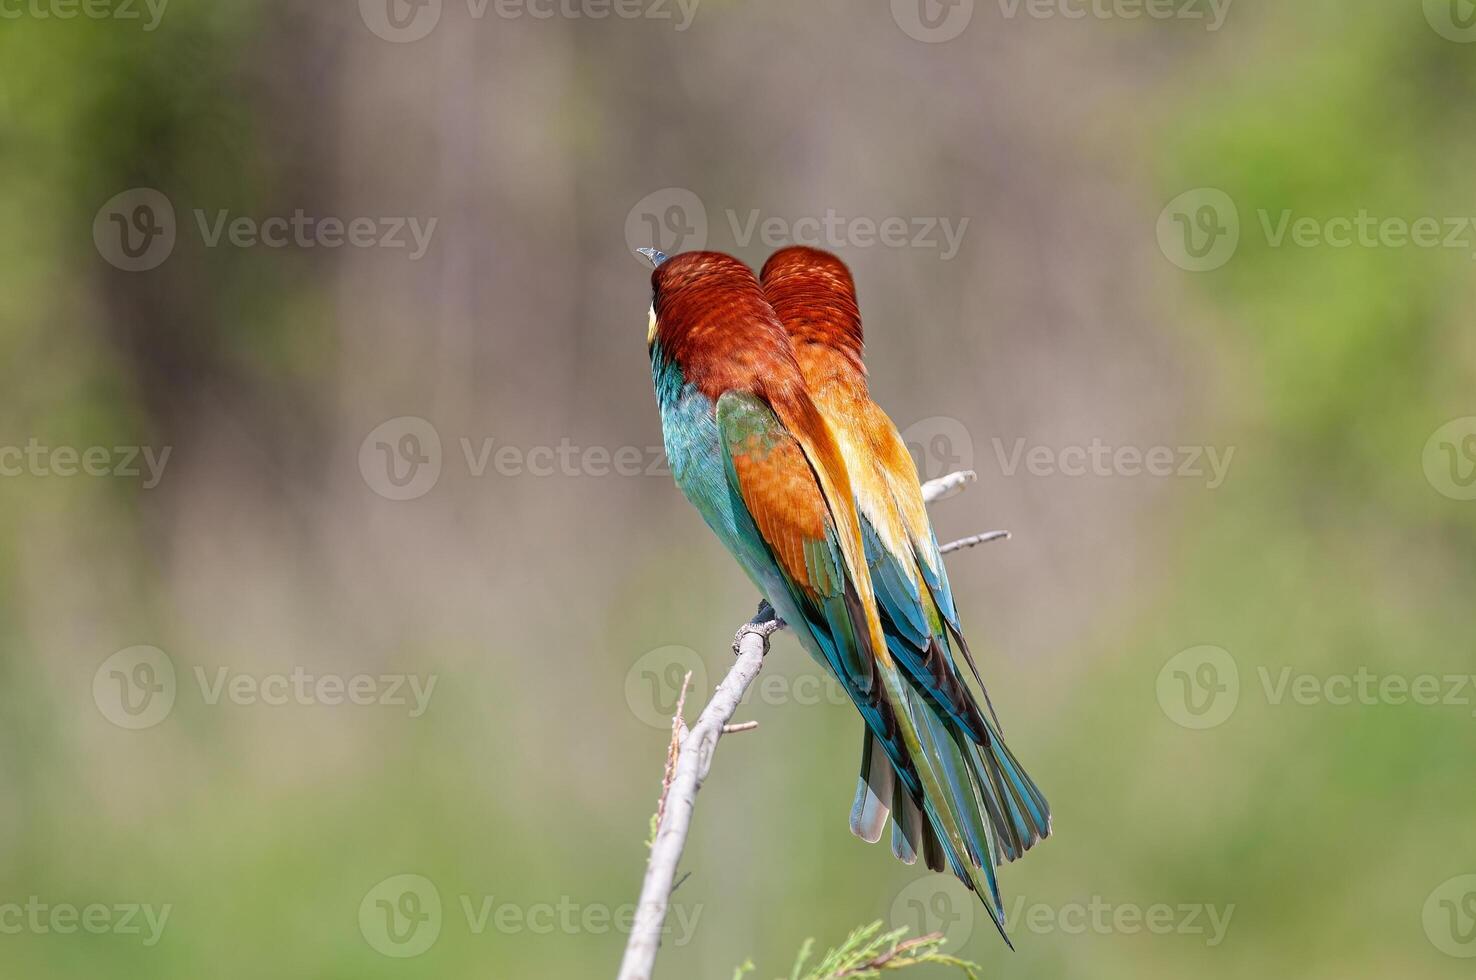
650,251 -> 809,405
760,246 -> 867,378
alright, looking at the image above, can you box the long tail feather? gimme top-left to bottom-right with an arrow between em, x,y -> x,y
891,786 -> 922,865
849,733 -> 893,844
878,661 -> 1012,942
970,720 -> 1052,864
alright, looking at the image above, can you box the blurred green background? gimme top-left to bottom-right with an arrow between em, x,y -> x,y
2,1 -> 1474,977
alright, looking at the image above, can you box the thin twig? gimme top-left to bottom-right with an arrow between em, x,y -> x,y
721,721 -> 760,734
938,529 -> 1010,554
653,672 -> 693,838
616,471 -> 978,980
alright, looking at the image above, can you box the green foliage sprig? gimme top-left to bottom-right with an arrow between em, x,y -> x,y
732,921 -> 982,980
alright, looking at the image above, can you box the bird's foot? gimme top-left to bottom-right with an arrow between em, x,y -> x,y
733,600 -> 786,655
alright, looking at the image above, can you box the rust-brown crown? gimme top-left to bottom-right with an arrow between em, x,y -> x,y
759,246 -> 866,377
649,250 -> 807,402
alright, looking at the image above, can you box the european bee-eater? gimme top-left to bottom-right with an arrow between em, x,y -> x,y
643,248 -> 1042,945
759,246 -> 1051,890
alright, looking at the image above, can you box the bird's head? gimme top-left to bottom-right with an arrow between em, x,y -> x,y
759,246 -> 865,368
639,249 -> 800,397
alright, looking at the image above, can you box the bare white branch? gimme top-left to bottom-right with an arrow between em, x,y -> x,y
616,469 -> 983,980
919,468 -> 976,503
617,615 -> 776,980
